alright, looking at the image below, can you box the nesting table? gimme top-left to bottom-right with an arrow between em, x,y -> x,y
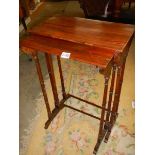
20,16 -> 134,154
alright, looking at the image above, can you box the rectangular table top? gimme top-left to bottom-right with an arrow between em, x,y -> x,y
20,16 -> 134,69
28,16 -> 134,52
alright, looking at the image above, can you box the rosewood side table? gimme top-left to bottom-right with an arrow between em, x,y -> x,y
20,16 -> 134,154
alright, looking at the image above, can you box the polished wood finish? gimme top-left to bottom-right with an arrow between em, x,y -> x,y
104,61 -> 126,143
28,17 -> 133,52
20,16 -> 134,154
106,65 -> 117,122
65,104 -> 101,120
45,53 -> 59,107
94,73 -> 111,154
57,56 -> 67,99
20,34 -> 114,69
69,94 -> 103,109
68,94 -> 116,113
45,95 -> 70,129
31,52 -> 52,118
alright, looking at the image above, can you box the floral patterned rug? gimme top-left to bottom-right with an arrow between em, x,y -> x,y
20,57 -> 135,155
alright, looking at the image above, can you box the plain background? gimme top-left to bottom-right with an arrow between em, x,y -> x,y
0,0 -> 155,154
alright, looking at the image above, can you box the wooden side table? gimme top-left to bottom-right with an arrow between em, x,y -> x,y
20,16 -> 134,154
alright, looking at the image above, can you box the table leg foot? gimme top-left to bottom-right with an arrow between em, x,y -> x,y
44,118 -> 52,129
44,104 -> 65,129
104,115 -> 117,143
93,129 -> 107,154
104,130 -> 111,143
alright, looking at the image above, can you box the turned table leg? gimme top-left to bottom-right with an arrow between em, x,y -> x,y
32,52 -> 52,119
45,53 -> 59,108
105,65 -> 117,123
44,53 -> 70,129
93,75 -> 110,154
103,65 -> 117,142
114,60 -> 126,112
57,56 -> 67,99
104,59 -> 126,142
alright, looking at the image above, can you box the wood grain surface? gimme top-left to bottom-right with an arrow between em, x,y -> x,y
20,16 -> 134,69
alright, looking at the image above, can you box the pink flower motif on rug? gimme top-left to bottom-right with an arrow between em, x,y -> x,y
69,129 -> 89,152
70,130 -> 81,142
45,141 -> 56,155
68,110 -> 77,117
50,115 -> 60,133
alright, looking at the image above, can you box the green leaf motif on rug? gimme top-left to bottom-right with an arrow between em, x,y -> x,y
86,92 -> 99,100
94,107 -> 100,114
88,79 -> 98,86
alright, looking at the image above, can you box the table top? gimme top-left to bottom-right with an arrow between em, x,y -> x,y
20,16 -> 134,69
28,16 -> 134,52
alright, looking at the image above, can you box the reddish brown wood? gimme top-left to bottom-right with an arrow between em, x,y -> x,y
112,59 -> 126,116
45,53 -> 59,107
105,65 -> 117,122
115,61 -> 126,112
111,62 -> 125,119
57,56 -> 67,99
65,104 -> 101,120
31,52 -> 51,118
94,61 -> 112,153
104,58 -> 126,143
20,17 -> 134,70
28,16 -> 134,52
94,75 -> 110,154
68,94 -> 116,114
104,113 -> 118,143
69,94 -> 102,109
109,66 -> 121,123
44,94 -> 71,129
20,17 -> 134,155
20,34 -> 114,69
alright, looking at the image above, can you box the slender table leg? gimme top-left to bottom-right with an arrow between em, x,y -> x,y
57,56 -> 67,99
104,59 -> 126,142
32,52 -> 51,118
93,76 -> 110,154
115,61 -> 126,112
44,54 -> 73,129
104,65 -> 117,133
45,53 -> 59,108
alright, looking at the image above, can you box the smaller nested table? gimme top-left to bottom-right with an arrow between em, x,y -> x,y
20,16 -> 134,154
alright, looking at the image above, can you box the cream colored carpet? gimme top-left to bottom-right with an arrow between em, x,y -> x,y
20,38 -> 134,155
